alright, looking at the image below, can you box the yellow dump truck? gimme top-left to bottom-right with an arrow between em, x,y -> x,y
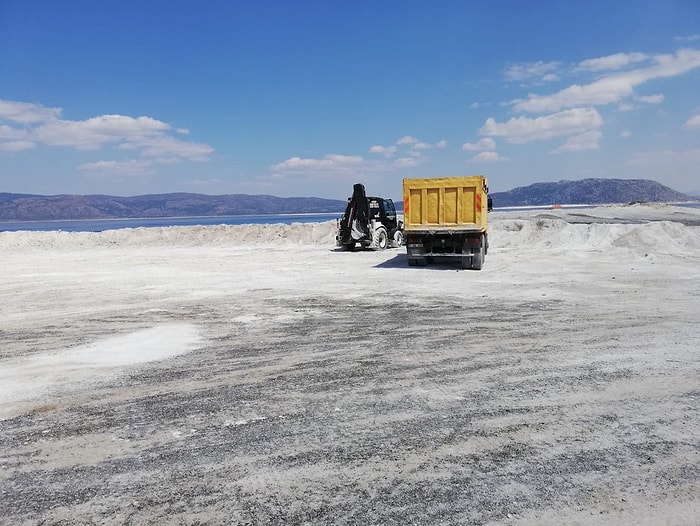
403,176 -> 491,270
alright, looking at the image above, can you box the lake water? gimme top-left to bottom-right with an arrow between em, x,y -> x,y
1,203 -> 698,233
0,213 -> 343,233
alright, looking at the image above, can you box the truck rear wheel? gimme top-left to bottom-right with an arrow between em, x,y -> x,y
471,235 -> 485,270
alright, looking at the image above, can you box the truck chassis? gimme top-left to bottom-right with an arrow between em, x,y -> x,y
406,230 -> 488,270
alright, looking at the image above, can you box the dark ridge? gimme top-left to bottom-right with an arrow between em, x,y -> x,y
489,178 -> 694,207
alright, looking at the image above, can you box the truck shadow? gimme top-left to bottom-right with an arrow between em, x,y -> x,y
373,253 -> 407,268
330,249 -> 474,271
329,248 -> 407,263
374,253 -> 474,270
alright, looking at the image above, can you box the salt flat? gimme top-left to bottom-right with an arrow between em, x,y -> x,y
1,204 -> 699,525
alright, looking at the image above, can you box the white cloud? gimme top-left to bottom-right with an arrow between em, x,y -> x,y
479,107 -> 603,143
512,48 -> 700,113
369,144 -> 398,157
394,157 -> 417,167
411,139 -> 446,151
184,177 -> 224,186
280,135 -> 445,178
120,135 -> 213,161
513,76 -> 634,113
462,138 -> 496,151
0,140 -> 35,151
504,61 -> 560,82
272,154 -> 365,173
675,35 -> 700,43
0,124 -> 28,139
396,135 -> 418,145
620,130 -> 632,138
628,148 -> 700,166
552,130 -> 602,153
575,52 -> 649,72
617,103 -> 635,112
33,115 -> 170,150
0,124 -> 34,150
684,114 -> 700,128
370,137 -> 445,159
0,98 -> 214,164
412,142 -> 433,150
0,100 -> 61,124
635,94 -> 664,104
471,151 -> 509,162
78,160 -> 157,177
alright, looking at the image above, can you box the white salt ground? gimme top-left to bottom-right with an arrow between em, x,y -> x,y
1,203 -> 699,525
1,204 -> 699,413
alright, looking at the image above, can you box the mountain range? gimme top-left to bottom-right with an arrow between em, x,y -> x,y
0,178 -> 695,221
0,192 -> 347,221
489,178 -> 694,207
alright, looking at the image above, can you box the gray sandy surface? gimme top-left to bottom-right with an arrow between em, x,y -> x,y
1,204 -> 699,525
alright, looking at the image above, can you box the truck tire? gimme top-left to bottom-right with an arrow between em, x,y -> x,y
471,235 -> 484,270
408,257 -> 426,266
341,242 -> 356,251
373,227 -> 389,250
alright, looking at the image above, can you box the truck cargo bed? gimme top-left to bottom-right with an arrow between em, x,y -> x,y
403,176 -> 488,232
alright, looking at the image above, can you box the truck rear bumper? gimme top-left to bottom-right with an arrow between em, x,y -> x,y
406,231 -> 485,257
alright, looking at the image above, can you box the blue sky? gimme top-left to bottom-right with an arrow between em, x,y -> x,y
1,1 -> 699,199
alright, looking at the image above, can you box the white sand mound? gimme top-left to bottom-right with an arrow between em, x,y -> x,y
491,218 -> 700,255
0,220 -> 340,250
1,205 -> 699,252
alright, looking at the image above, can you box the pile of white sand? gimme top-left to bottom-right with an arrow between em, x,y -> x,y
1,203 -> 698,251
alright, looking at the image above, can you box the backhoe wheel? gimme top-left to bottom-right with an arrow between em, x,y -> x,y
341,242 -> 356,251
373,227 -> 389,250
392,230 -> 404,248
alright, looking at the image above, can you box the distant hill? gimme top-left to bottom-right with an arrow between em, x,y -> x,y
1,178 -> 695,221
490,178 -> 694,207
0,193 -> 347,221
